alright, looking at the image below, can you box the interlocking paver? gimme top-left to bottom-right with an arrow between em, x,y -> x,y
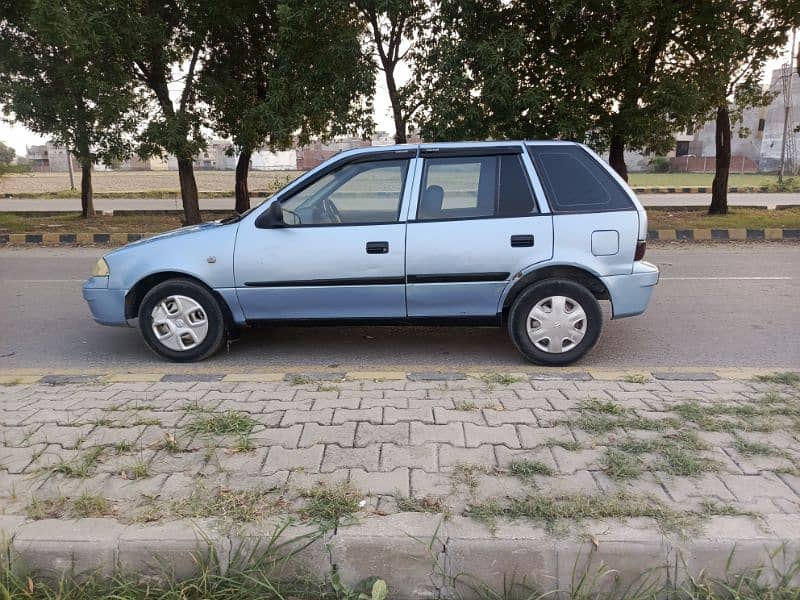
281,409 -> 333,426
433,407 -> 486,425
439,445 -> 497,471
384,407 -> 434,424
483,408 -> 537,426
381,444 -> 437,471
464,424 -> 520,448
410,423 -> 464,446
350,468 -> 409,496
332,408 -> 382,425
263,445 -> 324,473
355,423 -> 409,447
300,423 -> 357,448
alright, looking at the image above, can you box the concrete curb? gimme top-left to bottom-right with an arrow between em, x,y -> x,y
2,514 -> 799,598
631,185 -> 795,194
2,229 -> 799,247
0,367 -> 794,384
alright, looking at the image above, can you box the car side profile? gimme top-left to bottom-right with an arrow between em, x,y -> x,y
83,141 -> 659,365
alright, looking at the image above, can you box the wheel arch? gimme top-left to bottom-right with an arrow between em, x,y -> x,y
500,265 -> 609,319
125,271 -> 238,333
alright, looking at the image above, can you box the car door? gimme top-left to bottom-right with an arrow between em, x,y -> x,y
405,146 -> 553,317
234,152 -> 415,320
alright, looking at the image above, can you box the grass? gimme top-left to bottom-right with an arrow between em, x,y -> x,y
672,399 -> 794,433
733,436 -> 784,457
27,493 -> 112,519
646,207 -> 800,230
466,491 -> 707,536
756,372 -> 800,386
622,374 -> 650,384
113,440 -> 133,454
300,483 -> 362,529
481,373 -> 521,386
185,409 -> 258,436
167,486 -> 287,522
49,447 -> 103,478
119,460 -> 149,480
627,172 -> 799,189
395,495 -> 447,514
509,459 -> 554,479
454,399 -> 478,411
451,463 -> 492,492
604,432 -> 718,479
543,438 -> 583,451
289,374 -> 312,386
603,448 -> 646,480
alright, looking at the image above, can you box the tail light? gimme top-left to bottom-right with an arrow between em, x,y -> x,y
634,241 -> 646,261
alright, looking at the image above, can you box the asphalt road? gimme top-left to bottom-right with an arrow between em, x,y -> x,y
1,192 -> 798,212
0,244 -> 798,371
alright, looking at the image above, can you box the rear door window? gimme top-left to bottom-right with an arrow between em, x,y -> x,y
527,145 -> 634,213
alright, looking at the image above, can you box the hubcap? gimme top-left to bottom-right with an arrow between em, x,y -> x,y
150,295 -> 209,351
525,295 -> 587,353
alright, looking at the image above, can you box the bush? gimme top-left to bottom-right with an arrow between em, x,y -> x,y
648,156 -> 671,173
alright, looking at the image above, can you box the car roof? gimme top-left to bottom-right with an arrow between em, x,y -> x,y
332,140 -> 581,161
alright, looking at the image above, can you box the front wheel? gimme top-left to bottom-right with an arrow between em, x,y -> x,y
508,279 -> 602,366
138,279 -> 226,362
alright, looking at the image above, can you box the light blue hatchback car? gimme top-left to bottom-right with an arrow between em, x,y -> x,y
83,141 -> 658,365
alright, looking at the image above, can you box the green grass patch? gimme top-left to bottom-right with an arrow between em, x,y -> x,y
542,438 -> 583,451
622,374 -> 651,384
454,399 -> 478,411
288,374 -> 312,386
673,401 -> 786,432
509,459 -> 554,479
756,372 -> 800,386
49,447 -> 103,478
647,207 -> 800,231
603,448 -> 646,480
395,495 -> 447,514
27,493 -> 112,519
300,483 -> 362,528
733,436 -> 784,457
185,410 -> 258,436
119,460 -> 149,480
481,372 -> 521,386
466,491 -> 709,537
627,172 -> 799,189
451,463 -> 493,492
167,486 -> 287,522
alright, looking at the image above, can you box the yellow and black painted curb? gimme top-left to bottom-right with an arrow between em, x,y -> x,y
0,367 -> 794,385
631,186 -> 786,194
2,229 -> 799,247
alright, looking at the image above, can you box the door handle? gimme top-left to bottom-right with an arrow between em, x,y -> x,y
510,235 -> 534,247
366,241 -> 389,254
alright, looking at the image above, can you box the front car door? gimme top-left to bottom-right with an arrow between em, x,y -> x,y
234,151 -> 416,319
405,145 -> 554,317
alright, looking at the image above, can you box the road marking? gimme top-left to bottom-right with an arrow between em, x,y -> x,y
660,276 -> 792,280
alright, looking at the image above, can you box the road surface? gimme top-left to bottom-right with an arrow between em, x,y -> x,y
1,193 -> 798,212
0,245 -> 797,371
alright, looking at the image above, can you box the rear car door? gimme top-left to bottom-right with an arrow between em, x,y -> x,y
405,146 -> 553,317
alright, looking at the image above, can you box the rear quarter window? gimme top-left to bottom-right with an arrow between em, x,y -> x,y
527,145 -> 634,213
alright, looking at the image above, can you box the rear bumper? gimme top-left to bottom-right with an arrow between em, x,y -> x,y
82,278 -> 129,326
601,261 -> 659,319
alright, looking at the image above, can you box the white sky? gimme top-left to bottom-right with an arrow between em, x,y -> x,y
1,36 -> 795,156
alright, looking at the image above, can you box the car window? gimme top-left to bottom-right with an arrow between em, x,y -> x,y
417,154 -> 536,221
528,145 -> 634,213
281,159 -> 409,225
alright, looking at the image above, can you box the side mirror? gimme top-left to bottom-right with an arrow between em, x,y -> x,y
255,199 -> 285,229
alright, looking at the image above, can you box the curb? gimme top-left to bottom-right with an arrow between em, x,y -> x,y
0,368 -> 794,384
631,185 -> 795,194
1,229 -> 799,247
2,514 -> 799,598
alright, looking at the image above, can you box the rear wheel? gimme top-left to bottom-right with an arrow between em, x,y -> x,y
508,279 -> 602,366
138,279 -> 226,362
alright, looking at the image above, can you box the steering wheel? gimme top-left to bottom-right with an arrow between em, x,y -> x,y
321,197 -> 342,224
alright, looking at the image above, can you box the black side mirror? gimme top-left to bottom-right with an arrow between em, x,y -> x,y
255,199 -> 285,229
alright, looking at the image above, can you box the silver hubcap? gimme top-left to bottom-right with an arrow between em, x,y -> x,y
526,295 -> 587,353
150,295 -> 209,352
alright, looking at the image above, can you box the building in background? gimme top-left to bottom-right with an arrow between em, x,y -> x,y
25,143 -> 79,172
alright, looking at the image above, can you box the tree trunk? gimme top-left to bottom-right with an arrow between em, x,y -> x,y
177,157 -> 202,225
80,161 -> 94,219
709,106 -> 730,215
608,135 -> 628,181
235,149 -> 252,214
384,65 -> 407,144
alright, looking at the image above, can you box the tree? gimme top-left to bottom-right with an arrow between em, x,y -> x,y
691,2 -> 800,214
114,0 -> 208,225
414,0 -> 715,180
0,0 -> 140,217
199,0 -> 375,213
0,141 -> 15,165
357,0 -> 425,144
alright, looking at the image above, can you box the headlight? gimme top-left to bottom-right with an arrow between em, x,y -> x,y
91,258 -> 110,277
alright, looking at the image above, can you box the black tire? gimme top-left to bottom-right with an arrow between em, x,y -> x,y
138,278 -> 226,362
508,279 -> 602,366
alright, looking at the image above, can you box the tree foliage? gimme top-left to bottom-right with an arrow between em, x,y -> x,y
357,0 -> 426,144
0,0 -> 141,217
198,0 -> 375,212
0,141 -> 15,165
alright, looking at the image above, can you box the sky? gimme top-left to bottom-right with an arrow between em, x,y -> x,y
0,35 -> 796,157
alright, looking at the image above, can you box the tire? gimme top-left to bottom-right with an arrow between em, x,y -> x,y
508,279 -> 602,366
138,278 -> 226,362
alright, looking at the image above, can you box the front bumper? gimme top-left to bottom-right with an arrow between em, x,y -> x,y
82,277 -> 129,326
600,261 -> 659,319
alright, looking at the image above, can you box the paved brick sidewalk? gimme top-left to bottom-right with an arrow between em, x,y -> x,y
1,370 -> 798,529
